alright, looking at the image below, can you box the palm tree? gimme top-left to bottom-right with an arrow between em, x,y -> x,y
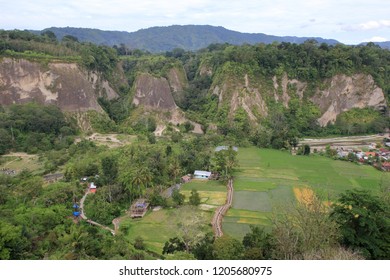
119,171 -> 133,199
59,224 -> 88,258
169,159 -> 182,184
131,166 -> 152,198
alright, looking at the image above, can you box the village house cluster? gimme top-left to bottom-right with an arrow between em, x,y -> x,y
335,140 -> 390,171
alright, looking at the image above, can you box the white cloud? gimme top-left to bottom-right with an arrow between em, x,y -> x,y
359,20 -> 390,30
363,36 -> 388,42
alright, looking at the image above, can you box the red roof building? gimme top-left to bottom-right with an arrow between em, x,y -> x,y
365,152 -> 377,157
382,162 -> 390,172
89,182 -> 97,193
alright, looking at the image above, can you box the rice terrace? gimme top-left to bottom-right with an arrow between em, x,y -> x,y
113,146 -> 389,254
223,147 -> 390,239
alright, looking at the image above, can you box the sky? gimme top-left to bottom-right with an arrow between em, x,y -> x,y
1,0 -> 390,44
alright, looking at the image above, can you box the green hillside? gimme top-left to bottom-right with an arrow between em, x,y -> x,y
34,25 -> 339,53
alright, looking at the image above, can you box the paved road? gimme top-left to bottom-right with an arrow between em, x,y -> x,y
300,134 -> 386,151
301,134 -> 384,146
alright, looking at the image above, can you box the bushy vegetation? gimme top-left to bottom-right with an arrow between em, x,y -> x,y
162,188 -> 389,260
0,103 -> 77,154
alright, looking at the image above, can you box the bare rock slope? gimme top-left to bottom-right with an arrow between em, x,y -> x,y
0,58 -> 118,112
132,73 -> 177,110
311,74 -> 386,126
213,70 -> 387,126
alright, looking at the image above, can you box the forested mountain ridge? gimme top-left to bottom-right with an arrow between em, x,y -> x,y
1,30 -> 389,145
33,25 -> 340,53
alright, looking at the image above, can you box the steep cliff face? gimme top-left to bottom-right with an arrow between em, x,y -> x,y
272,74 -> 307,107
166,66 -> 188,106
1,57 -> 385,131
311,74 -> 387,126
0,58 -> 119,112
132,73 -> 177,110
131,69 -> 203,134
167,67 -> 187,93
212,73 -> 268,121
212,68 -> 387,126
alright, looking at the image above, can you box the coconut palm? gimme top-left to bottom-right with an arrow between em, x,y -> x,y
131,166 -> 152,198
169,159 -> 182,184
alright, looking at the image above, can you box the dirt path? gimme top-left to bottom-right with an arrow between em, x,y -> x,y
3,152 -> 35,157
211,179 -> 233,238
79,190 -> 116,235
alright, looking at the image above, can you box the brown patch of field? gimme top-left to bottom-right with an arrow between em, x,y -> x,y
75,133 -> 136,148
323,201 -> 333,207
0,152 -> 42,173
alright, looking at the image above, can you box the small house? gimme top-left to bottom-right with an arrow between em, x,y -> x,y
368,143 -> 377,149
356,152 -> 364,160
215,146 -> 238,152
337,151 -> 348,158
194,170 -> 211,180
380,148 -> 390,155
365,152 -> 377,158
181,175 -> 191,183
382,162 -> 390,172
130,199 -> 149,218
89,182 -> 97,193
43,173 -> 64,183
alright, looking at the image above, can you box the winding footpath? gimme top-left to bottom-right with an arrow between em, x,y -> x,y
211,179 -> 234,237
79,189 -> 116,235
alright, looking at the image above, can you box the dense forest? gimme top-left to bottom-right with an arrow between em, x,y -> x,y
33,25 -> 340,53
0,30 -> 389,260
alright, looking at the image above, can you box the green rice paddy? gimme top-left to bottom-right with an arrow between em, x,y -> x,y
223,147 -> 389,239
122,146 -> 388,252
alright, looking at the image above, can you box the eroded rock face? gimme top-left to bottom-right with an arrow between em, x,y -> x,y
0,58 -> 119,112
167,67 -> 187,93
212,73 -> 268,121
214,70 -> 387,126
311,74 -> 387,126
132,73 -> 177,110
272,74 -> 307,107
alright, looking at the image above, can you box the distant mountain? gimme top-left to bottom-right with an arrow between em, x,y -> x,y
372,41 -> 390,49
35,25 -> 340,53
359,41 -> 390,49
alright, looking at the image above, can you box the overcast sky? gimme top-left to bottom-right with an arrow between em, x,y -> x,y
1,0 -> 389,44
